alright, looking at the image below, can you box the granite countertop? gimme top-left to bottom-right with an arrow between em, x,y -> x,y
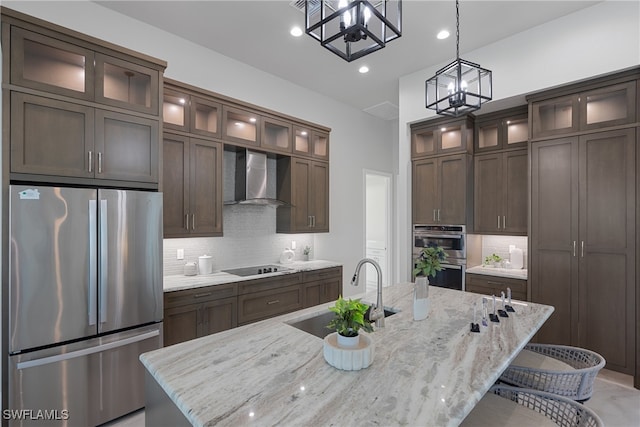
141,282 -> 553,426
164,260 -> 343,292
466,265 -> 528,280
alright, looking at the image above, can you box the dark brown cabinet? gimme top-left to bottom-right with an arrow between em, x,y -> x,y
465,274 -> 527,301
530,129 -> 636,374
474,149 -> 527,234
238,273 -> 303,325
302,267 -> 342,307
277,157 -> 329,233
261,116 -> 292,154
162,87 -> 222,139
162,133 -> 223,237
293,126 -> 330,161
411,116 -> 473,158
412,154 -> 472,225
5,12 -> 165,188
10,26 -> 160,115
531,81 -> 636,139
475,107 -> 528,152
11,92 -> 158,184
163,283 -> 238,347
222,105 -> 260,147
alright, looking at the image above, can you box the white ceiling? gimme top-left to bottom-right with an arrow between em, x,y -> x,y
95,0 -> 600,119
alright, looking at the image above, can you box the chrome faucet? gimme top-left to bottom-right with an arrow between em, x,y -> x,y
351,258 -> 385,328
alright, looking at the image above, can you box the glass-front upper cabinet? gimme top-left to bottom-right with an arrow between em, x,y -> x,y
531,81 -> 636,138
96,53 -> 159,115
293,126 -> 329,160
411,117 -> 472,158
163,89 -> 189,132
222,106 -> 260,147
11,27 -> 95,100
261,116 -> 292,154
475,107 -> 528,152
190,97 -> 221,138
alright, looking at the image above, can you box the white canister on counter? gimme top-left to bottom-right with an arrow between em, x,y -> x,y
509,247 -> 524,270
280,248 -> 295,264
198,255 -> 213,275
184,262 -> 198,276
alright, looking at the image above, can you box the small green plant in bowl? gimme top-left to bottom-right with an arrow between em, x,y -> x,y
326,295 -> 374,338
484,253 -> 503,267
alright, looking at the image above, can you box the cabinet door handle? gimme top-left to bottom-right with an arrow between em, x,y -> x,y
497,216 -> 501,229
267,300 -> 280,305
194,292 -> 212,299
185,214 -> 190,230
192,214 -> 196,230
581,241 -> 585,258
98,152 -> 103,174
503,216 -> 506,229
572,241 -> 577,257
88,151 -> 93,173
437,209 -> 440,222
312,216 -> 316,228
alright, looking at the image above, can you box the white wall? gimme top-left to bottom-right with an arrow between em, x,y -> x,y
396,1 -> 640,281
3,1 -> 397,294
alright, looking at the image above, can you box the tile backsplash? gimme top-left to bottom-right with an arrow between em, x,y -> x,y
163,204 -> 314,276
478,235 -> 528,267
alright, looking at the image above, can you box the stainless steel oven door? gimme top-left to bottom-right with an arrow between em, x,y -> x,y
413,225 -> 466,260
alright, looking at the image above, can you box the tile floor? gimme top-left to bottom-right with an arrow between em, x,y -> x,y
106,369 -> 640,426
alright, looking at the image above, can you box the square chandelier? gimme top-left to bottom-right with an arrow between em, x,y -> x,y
425,0 -> 492,117
305,0 -> 402,62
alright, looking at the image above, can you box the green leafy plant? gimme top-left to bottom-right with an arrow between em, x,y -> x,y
484,253 -> 503,265
326,296 -> 374,337
303,246 -> 311,255
413,244 -> 447,278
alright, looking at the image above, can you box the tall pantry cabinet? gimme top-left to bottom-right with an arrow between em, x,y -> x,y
529,69 -> 639,377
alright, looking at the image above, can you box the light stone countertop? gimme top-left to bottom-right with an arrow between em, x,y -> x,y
466,265 -> 528,280
163,260 -> 343,292
141,282 -> 553,426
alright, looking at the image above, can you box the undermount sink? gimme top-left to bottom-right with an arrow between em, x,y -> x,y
287,305 -> 398,339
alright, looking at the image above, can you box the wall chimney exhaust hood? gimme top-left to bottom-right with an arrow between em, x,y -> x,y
224,149 -> 288,206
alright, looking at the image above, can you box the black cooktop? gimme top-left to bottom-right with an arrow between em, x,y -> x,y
221,264 -> 292,277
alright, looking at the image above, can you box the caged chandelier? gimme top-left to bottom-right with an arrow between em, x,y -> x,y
425,0 -> 492,117
305,0 -> 402,62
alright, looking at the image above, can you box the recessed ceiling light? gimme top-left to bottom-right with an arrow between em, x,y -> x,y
437,30 -> 450,40
290,26 -> 303,37
359,66 -> 369,74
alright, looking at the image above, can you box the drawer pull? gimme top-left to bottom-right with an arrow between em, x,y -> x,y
194,292 -> 212,298
267,300 -> 280,305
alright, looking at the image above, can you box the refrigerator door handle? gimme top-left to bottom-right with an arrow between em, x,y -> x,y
15,329 -> 160,370
99,199 -> 108,324
89,200 -> 98,326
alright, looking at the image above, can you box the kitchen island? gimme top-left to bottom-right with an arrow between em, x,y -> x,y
141,283 -> 553,426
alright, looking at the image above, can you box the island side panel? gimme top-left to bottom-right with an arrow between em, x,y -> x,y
145,371 -> 191,427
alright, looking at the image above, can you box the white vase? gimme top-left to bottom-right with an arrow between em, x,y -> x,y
413,276 -> 429,321
336,333 -> 359,348
323,332 -> 374,371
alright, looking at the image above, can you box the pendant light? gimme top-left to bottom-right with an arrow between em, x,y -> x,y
425,0 -> 492,117
305,0 -> 402,62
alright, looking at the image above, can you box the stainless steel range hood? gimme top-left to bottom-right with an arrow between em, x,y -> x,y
224,149 -> 287,206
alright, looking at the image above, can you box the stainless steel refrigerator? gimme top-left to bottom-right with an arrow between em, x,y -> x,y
8,185 -> 163,426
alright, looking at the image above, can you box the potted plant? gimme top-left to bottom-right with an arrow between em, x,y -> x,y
484,253 -> 503,267
412,244 -> 447,321
303,245 -> 311,261
326,295 -> 373,347
413,243 -> 447,279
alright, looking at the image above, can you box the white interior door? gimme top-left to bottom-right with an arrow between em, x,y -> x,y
364,171 -> 392,293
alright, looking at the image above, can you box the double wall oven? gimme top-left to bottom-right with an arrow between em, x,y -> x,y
412,224 -> 466,291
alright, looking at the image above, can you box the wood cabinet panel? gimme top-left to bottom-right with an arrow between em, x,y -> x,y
465,274 -> 527,301
412,154 -> 471,225
163,304 -> 199,347
222,105 -> 260,147
95,109 -> 158,183
163,134 -> 222,238
302,267 -> 342,307
411,116 -> 473,159
238,285 -> 303,325
277,157 -> 329,233
10,92 -> 94,178
474,149 -> 527,234
475,107 -> 528,152
530,129 -> 636,374
201,297 -> 238,337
